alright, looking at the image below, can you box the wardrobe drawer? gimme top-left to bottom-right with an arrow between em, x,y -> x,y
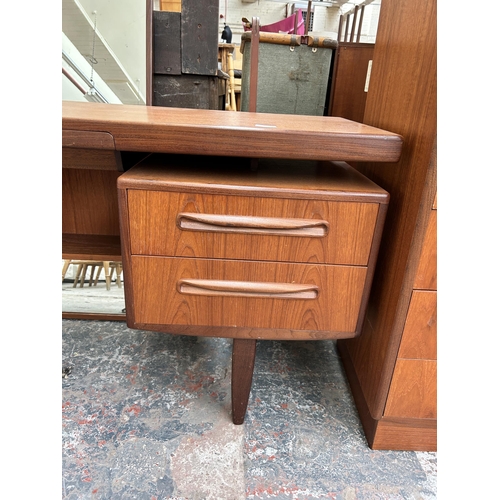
129,256 -> 368,335
127,190 -> 379,265
384,359 -> 437,419
398,290 -> 437,360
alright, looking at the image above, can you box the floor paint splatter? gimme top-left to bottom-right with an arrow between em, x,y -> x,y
62,320 -> 437,499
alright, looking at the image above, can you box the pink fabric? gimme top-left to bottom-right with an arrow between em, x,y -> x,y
243,10 -> 305,35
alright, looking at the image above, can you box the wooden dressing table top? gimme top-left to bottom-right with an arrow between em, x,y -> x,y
62,101 -> 403,162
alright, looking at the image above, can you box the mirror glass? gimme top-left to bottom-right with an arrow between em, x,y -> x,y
62,0 -> 381,318
62,260 -> 126,317
62,0 -> 147,318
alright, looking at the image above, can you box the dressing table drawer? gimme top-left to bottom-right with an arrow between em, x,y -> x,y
118,156 -> 389,340
130,256 -> 367,335
127,190 -> 379,265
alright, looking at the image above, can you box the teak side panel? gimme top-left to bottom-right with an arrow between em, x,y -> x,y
62,169 -> 121,236
62,234 -> 121,261
329,43 -> 374,122
130,256 -> 367,335
384,359 -> 437,419
337,0 -> 437,420
413,209 -> 437,290
62,102 -> 403,162
127,190 -> 379,266
398,290 -> 437,360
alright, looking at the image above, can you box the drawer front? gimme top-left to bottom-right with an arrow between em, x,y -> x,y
399,290 -> 437,360
62,147 -> 121,171
127,190 -> 379,265
384,359 -> 437,419
131,256 -> 367,333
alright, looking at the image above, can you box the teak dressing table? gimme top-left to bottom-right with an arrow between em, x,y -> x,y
62,101 -> 403,424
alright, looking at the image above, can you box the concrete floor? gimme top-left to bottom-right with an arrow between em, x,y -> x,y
62,317 -> 437,499
62,274 -> 126,315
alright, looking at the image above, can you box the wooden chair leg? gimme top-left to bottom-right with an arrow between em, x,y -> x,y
231,338 -> 257,425
103,261 -> 111,290
79,264 -> 88,287
62,260 -> 71,282
73,263 -> 83,288
88,265 -> 97,286
115,262 -> 122,288
93,266 -> 103,286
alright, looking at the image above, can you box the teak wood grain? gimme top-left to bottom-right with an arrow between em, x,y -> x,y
113,143 -> 392,424
328,43 -> 374,122
117,157 -> 389,203
62,101 -> 403,162
127,189 -> 379,266
398,290 -> 437,360
337,0 -> 437,425
336,339 -> 436,451
62,234 -> 121,261
232,339 -> 257,425
371,417 -> 437,452
130,256 -> 367,337
62,169 -> 121,237
413,209 -> 437,290
62,130 -> 115,150
384,359 -> 437,419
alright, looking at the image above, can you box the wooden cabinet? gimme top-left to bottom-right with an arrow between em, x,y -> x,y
383,193 -> 437,423
328,42 -> 374,122
117,158 -> 389,341
337,0 -> 437,451
116,156 -> 391,424
62,100 -> 403,426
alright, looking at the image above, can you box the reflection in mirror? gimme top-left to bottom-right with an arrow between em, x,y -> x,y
61,0 -> 382,320
62,0 -> 148,317
62,0 -> 147,105
62,259 -> 125,318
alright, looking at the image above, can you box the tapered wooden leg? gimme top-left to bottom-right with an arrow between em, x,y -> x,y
103,261 -> 111,290
115,262 -> 122,288
93,266 -> 103,286
61,260 -> 71,282
79,264 -> 88,287
72,264 -> 83,287
88,265 -> 97,286
232,338 -> 257,425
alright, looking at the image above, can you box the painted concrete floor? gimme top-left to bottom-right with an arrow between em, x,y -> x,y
62,319 -> 437,499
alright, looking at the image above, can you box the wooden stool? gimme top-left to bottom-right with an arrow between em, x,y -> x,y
61,260 -> 71,282
92,261 -> 123,290
69,260 -> 104,287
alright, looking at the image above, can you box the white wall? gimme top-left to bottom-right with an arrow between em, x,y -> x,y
73,0 -> 147,99
217,1 -> 380,45
62,32 -> 122,104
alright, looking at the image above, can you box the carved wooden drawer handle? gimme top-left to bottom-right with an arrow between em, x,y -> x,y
177,213 -> 329,237
177,279 -> 319,299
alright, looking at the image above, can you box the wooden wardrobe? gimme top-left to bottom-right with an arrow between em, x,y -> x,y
337,0 -> 437,451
